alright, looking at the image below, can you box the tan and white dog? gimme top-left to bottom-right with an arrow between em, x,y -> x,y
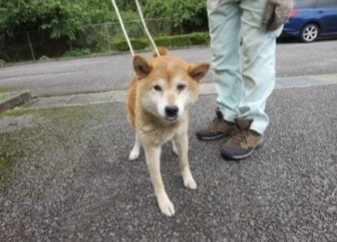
126,47 -> 209,216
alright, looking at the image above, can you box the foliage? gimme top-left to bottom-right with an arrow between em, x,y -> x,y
155,35 -> 192,48
0,0 -> 84,40
0,0 -> 141,41
0,0 -> 209,62
113,0 -> 146,12
111,32 -> 209,52
0,154 -> 11,167
189,32 -> 210,45
39,55 -> 50,60
78,1 -> 140,24
75,25 -> 109,53
144,0 -> 207,28
0,59 -> 6,67
62,48 -> 91,57
0,92 -> 10,101
111,38 -> 149,52
0,0 -> 207,39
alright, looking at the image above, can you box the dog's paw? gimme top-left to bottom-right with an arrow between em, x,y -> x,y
128,149 -> 140,160
183,176 -> 197,190
158,197 -> 175,217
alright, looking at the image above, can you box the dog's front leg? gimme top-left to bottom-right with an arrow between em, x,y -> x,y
171,139 -> 178,155
143,144 -> 175,216
173,132 -> 197,190
129,132 -> 140,160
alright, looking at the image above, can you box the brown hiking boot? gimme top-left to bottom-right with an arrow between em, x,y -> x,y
221,118 -> 263,160
196,108 -> 236,141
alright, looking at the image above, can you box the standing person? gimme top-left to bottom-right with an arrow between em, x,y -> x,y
196,0 -> 293,160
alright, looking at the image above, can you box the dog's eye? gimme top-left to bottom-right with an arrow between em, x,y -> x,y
177,84 -> 186,92
153,85 -> 162,91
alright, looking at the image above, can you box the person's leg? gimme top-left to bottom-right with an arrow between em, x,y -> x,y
196,0 -> 242,141
239,0 -> 283,135
208,0 -> 243,122
221,0 -> 284,160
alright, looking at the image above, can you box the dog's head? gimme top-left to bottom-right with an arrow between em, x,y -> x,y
133,47 -> 209,123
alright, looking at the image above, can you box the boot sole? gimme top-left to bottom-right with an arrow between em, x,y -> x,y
196,133 -> 232,141
221,149 -> 254,160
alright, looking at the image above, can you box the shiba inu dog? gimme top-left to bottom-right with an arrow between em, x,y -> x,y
126,47 -> 210,216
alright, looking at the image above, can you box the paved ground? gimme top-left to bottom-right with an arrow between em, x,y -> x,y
0,44 -> 337,241
19,73 -> 337,110
0,85 -> 336,241
0,40 -> 337,97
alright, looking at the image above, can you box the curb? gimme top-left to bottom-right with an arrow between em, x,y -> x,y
20,73 -> 337,110
0,91 -> 32,112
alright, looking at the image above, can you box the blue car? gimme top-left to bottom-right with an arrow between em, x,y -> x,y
281,0 -> 337,42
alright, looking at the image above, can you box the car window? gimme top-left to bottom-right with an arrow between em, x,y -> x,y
318,0 -> 337,8
294,0 -> 318,8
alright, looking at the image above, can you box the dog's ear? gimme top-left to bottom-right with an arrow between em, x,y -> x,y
188,62 -> 210,82
153,47 -> 168,57
133,55 -> 152,79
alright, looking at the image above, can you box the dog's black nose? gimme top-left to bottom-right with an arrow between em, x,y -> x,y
165,105 -> 178,117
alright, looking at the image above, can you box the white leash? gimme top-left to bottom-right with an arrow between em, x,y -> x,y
134,0 -> 160,57
110,0 -> 160,57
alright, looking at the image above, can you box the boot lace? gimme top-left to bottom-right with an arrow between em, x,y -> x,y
231,129 -> 248,145
207,116 -> 222,132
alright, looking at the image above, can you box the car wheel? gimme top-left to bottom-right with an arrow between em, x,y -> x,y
301,24 -> 319,43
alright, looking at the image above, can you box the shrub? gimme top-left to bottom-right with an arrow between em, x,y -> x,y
111,38 -> 149,52
0,92 -> 10,101
39,55 -> 50,60
62,48 -> 91,57
111,32 -> 210,52
155,35 -> 192,48
189,32 -> 210,45
0,59 -> 6,67
76,25 -> 110,53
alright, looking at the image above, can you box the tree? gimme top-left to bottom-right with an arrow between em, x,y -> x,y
0,0 -> 208,61
0,0 -> 85,40
143,0 -> 207,29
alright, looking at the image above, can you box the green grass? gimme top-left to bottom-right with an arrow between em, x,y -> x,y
62,48 -> 91,57
0,154 -> 11,168
0,87 -> 17,102
0,59 -> 6,67
0,92 -> 10,101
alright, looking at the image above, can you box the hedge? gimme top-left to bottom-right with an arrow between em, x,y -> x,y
111,38 -> 150,52
111,32 -> 210,52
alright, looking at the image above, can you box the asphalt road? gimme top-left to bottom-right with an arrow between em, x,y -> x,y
0,41 -> 337,241
0,85 -> 337,241
0,40 -> 337,97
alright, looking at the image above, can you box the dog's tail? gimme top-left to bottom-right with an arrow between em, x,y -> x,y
153,47 -> 168,57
